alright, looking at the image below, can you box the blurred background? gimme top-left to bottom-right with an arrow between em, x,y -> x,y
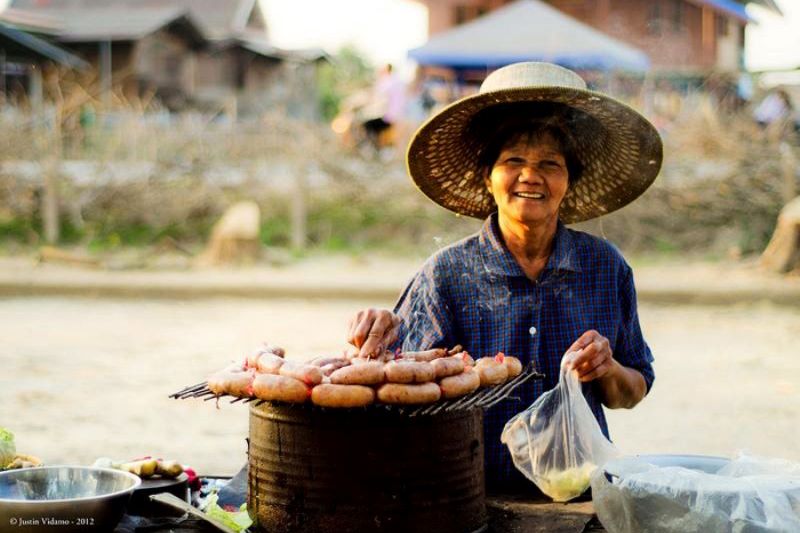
0,0 -> 798,475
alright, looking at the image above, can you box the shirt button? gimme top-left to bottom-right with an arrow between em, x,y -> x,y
529,326 -> 537,336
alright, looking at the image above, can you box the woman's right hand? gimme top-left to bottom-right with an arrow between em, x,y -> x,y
347,308 -> 401,358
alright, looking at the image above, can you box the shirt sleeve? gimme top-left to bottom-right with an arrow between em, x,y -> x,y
615,265 -> 656,394
391,261 -> 455,352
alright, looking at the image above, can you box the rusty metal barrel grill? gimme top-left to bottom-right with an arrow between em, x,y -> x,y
248,402 -> 488,533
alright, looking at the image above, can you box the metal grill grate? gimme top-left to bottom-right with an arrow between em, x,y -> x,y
169,364 -> 543,417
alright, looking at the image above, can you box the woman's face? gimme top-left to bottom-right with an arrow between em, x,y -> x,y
485,132 -> 569,227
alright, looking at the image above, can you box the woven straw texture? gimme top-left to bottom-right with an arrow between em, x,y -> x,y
406,86 -> 663,223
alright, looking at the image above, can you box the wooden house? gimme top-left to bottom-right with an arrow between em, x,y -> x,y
6,0 -> 324,116
0,10 -> 88,108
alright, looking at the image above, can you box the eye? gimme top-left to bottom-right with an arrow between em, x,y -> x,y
541,160 -> 563,169
504,156 -> 525,165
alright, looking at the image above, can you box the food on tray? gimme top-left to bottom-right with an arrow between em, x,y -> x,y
377,382 -> 442,405
440,368 -> 481,399
502,354 -> 523,378
476,355 -> 509,386
432,355 -> 466,378
0,427 -> 15,468
384,360 -> 436,383
0,428 -> 43,471
204,345 -> 526,407
260,344 -> 286,358
248,352 -> 285,374
279,361 -> 324,386
330,361 -> 385,385
208,368 -> 255,396
308,356 -> 348,367
311,384 -> 375,408
93,457 -> 184,479
320,360 -> 350,376
401,348 -> 448,362
253,374 -> 309,403
5,453 -> 43,470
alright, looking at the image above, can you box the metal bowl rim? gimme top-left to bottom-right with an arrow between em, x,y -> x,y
0,465 -> 142,504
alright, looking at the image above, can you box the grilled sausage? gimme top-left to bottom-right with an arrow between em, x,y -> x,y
261,344 -> 286,358
251,352 -> 285,374
504,356 -> 523,378
308,356 -> 348,367
320,360 -> 351,376
311,384 -> 375,408
447,345 -> 463,356
401,348 -> 447,362
252,374 -> 309,403
330,361 -> 385,385
475,357 -> 509,386
207,369 -> 255,397
377,382 -> 441,405
279,361 -> 324,386
439,369 -> 481,399
432,355 -> 466,379
384,360 -> 436,383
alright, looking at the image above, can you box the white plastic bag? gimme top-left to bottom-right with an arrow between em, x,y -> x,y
501,352 -> 618,501
591,453 -> 800,533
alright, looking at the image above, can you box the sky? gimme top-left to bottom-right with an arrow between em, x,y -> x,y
259,0 -> 428,79
0,0 -> 796,76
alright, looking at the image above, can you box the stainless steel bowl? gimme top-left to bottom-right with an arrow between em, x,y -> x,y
0,466 -> 141,532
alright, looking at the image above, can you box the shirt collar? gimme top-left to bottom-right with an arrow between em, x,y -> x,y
478,214 -> 582,277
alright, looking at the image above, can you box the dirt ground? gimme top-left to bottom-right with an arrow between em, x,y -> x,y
1,291 -> 798,476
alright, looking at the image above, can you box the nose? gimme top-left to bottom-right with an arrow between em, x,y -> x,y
518,165 -> 543,183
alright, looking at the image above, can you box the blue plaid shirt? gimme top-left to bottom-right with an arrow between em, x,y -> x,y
393,214 -> 654,487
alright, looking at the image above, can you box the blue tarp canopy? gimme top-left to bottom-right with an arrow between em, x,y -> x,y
694,0 -> 753,22
408,0 -> 650,72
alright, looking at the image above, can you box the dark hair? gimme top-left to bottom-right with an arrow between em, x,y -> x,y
470,103 -> 584,185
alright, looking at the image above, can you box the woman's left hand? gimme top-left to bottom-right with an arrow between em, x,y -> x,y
565,330 -> 616,382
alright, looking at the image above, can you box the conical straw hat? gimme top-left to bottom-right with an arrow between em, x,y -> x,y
406,62 -> 663,223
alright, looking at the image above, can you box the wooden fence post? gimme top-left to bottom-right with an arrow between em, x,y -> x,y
780,142 -> 797,204
290,166 -> 307,252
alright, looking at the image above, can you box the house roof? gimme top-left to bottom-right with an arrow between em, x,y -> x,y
236,38 -> 328,63
746,0 -> 783,15
408,0 -> 649,72
0,7 -> 60,34
0,21 -> 89,68
8,0 -> 258,40
43,7 -> 205,44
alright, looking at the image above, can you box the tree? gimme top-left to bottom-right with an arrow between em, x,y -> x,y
317,45 -> 374,121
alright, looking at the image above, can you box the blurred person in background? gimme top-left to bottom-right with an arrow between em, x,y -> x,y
362,64 -> 407,153
753,87 -> 795,136
347,62 -> 663,492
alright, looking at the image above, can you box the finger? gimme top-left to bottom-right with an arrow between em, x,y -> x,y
346,315 -> 358,346
347,313 -> 363,347
569,342 -> 599,369
578,360 -> 613,382
565,330 -> 598,361
577,343 -> 614,379
359,332 -> 385,358
575,352 -> 606,378
372,312 -> 396,339
351,310 -> 377,349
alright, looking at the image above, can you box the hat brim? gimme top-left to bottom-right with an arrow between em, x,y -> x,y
406,86 -> 663,223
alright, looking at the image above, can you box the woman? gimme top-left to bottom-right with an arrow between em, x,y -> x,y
347,62 -> 663,490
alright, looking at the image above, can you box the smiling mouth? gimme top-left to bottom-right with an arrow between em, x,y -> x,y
514,192 -> 545,200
